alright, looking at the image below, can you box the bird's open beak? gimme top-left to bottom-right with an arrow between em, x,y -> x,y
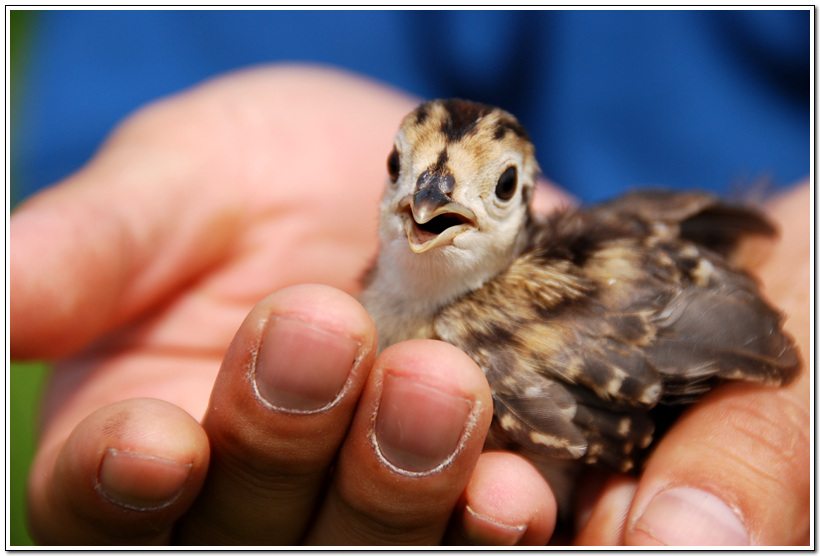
402,178 -> 477,253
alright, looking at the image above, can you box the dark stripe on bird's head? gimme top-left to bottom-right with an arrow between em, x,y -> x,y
493,118 -> 530,141
439,99 -> 494,141
428,148 -> 449,176
414,103 -> 430,126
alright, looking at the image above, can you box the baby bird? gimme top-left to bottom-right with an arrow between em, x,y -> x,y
359,99 -> 799,506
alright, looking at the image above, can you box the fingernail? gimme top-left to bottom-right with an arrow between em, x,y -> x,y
462,504 -> 527,545
255,316 -> 361,413
375,373 -> 473,474
97,449 -> 192,510
633,487 -> 749,546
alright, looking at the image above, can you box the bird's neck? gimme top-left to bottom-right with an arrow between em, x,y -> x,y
360,240 -> 519,351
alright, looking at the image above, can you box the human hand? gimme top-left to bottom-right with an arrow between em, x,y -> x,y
14,65 -> 557,545
573,182 -> 810,546
14,64 -> 808,546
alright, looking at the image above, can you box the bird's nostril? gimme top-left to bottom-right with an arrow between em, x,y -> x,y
416,170 -> 432,190
440,174 -> 455,194
416,171 -> 455,196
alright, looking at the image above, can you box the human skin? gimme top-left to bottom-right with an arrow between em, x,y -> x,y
12,65 -> 809,545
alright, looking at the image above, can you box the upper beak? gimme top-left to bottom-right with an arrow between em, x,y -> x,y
404,173 -> 477,253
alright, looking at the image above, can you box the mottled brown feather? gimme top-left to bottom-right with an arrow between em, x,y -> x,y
434,191 -> 799,473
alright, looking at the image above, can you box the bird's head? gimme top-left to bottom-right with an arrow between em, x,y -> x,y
376,99 -> 539,295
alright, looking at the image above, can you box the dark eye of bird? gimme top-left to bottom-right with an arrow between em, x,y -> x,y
495,166 -> 517,201
387,146 -> 400,183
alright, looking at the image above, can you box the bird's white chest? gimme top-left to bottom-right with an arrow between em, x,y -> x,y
359,279 -> 438,352
359,246 -> 501,352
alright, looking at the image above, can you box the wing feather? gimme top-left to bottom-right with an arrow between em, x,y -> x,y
435,190 -> 799,472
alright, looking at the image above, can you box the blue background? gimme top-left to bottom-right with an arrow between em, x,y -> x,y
13,9 -> 810,204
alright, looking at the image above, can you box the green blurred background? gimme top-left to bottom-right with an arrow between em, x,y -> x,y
9,10 -> 49,547
8,362 -> 48,546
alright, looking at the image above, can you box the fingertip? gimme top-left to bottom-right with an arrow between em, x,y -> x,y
374,372 -> 474,474
28,398 -> 209,545
623,381 -> 810,546
212,282 -> 377,436
304,339 -> 495,545
453,451 -> 557,546
244,284 -> 378,413
370,340 -> 494,476
175,284 -> 378,545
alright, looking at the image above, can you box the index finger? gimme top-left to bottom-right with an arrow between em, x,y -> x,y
10,86 -> 242,359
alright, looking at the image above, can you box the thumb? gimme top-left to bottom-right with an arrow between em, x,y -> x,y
624,373 -> 809,546
11,88 -> 241,359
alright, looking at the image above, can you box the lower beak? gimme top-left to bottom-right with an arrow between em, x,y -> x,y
404,186 -> 477,253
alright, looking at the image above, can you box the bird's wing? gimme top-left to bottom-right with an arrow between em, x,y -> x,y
587,189 -> 777,257
435,197 -> 798,471
433,253 -> 664,470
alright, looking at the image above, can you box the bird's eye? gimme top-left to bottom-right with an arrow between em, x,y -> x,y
387,146 -> 400,183
495,166 -> 518,201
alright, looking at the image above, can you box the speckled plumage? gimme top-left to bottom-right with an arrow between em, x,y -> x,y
436,192 -> 798,469
360,99 -> 799,508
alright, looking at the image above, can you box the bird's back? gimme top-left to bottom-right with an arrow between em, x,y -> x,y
433,190 -> 799,473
